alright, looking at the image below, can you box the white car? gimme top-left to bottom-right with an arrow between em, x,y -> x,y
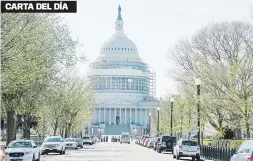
5,140 -> 40,161
40,136 -> 66,155
120,132 -> 130,144
82,136 -> 93,145
64,138 -> 78,150
173,139 -> 200,161
230,139 -> 253,161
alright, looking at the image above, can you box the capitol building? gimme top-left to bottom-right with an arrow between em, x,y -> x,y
86,5 -> 160,137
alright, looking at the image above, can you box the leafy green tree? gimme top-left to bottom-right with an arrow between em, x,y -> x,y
1,13 -> 80,144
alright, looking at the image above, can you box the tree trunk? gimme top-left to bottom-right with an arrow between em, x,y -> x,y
6,109 -> 15,145
64,123 -> 68,138
53,121 -> 58,136
245,118 -> 250,139
23,116 -> 31,140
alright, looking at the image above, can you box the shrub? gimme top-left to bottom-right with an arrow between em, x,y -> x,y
203,139 -> 244,149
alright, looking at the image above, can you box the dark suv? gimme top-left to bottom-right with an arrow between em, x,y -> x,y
156,135 -> 177,153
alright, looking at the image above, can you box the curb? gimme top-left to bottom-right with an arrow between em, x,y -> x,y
201,158 -> 213,161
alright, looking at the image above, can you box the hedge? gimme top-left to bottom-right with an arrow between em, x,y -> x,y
203,139 -> 245,149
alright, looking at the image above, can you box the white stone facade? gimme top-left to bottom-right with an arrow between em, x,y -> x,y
87,6 -> 160,136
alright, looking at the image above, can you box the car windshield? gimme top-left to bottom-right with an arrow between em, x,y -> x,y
65,138 -> 76,142
8,141 -> 32,148
162,136 -> 177,143
83,137 -> 90,139
45,137 -> 62,142
182,140 -> 197,146
122,135 -> 129,138
246,141 -> 253,151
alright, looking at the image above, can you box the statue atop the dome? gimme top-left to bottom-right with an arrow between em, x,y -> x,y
118,5 -> 121,14
117,5 -> 122,21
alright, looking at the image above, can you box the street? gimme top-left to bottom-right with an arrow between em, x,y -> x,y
40,141 -> 195,161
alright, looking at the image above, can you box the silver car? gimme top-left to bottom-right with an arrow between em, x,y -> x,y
230,139 -> 253,161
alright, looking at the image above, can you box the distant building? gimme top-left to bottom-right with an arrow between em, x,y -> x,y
86,5 -> 160,137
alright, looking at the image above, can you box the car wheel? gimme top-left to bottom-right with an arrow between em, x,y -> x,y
37,154 -> 40,161
192,157 -> 196,161
32,155 -> 36,161
173,152 -> 176,158
158,148 -> 162,153
59,147 -> 63,155
176,154 -> 180,160
63,149 -> 66,154
120,142 -> 122,144
196,156 -> 200,161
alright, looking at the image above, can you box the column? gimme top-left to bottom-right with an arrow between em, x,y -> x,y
114,108 -> 117,124
93,108 -> 96,123
135,108 -> 137,124
140,108 -> 142,125
109,108 -> 111,124
145,109 -> 147,126
104,108 -> 106,123
99,108 -> 101,123
130,108 -> 132,124
125,108 -> 127,124
120,108 -> 122,124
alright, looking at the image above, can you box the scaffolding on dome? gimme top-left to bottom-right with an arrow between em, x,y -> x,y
149,66 -> 156,97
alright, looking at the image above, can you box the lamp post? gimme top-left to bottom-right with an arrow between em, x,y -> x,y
170,97 -> 174,136
195,78 -> 201,145
149,113 -> 151,136
157,107 -> 160,136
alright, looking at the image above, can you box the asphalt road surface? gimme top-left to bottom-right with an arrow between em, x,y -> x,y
40,141 -> 198,161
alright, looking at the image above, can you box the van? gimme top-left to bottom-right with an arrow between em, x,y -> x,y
120,132 -> 130,144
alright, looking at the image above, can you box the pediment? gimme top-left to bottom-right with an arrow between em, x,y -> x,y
100,98 -> 134,105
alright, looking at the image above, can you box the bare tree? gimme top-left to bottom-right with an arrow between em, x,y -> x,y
169,21 -> 253,139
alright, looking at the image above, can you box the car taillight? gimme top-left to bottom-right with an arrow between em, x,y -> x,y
179,145 -> 182,148
197,146 -> 200,150
247,157 -> 253,161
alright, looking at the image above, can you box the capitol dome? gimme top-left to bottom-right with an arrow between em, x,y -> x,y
96,5 -> 141,62
100,36 -> 138,55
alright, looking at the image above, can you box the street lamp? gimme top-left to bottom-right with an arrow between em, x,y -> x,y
157,107 -> 160,136
170,97 -> 174,136
195,77 -> 201,145
149,113 -> 151,136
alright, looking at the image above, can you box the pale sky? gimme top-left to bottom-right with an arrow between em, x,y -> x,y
63,0 -> 252,98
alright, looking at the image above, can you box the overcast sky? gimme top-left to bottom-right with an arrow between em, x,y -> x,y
63,0 -> 252,98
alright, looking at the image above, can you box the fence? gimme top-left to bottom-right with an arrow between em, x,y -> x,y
200,145 -> 237,161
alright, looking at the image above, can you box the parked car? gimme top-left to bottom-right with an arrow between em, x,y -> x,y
76,138 -> 84,148
120,132 -> 130,144
144,138 -> 150,147
40,136 -> 66,155
147,138 -> 154,148
173,139 -> 200,160
156,135 -> 177,153
153,137 -> 161,151
140,136 -> 150,146
230,139 -> 253,161
5,140 -> 40,161
64,138 -> 78,150
82,136 -> 93,145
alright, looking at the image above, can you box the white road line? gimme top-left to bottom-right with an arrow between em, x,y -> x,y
111,144 -> 116,161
